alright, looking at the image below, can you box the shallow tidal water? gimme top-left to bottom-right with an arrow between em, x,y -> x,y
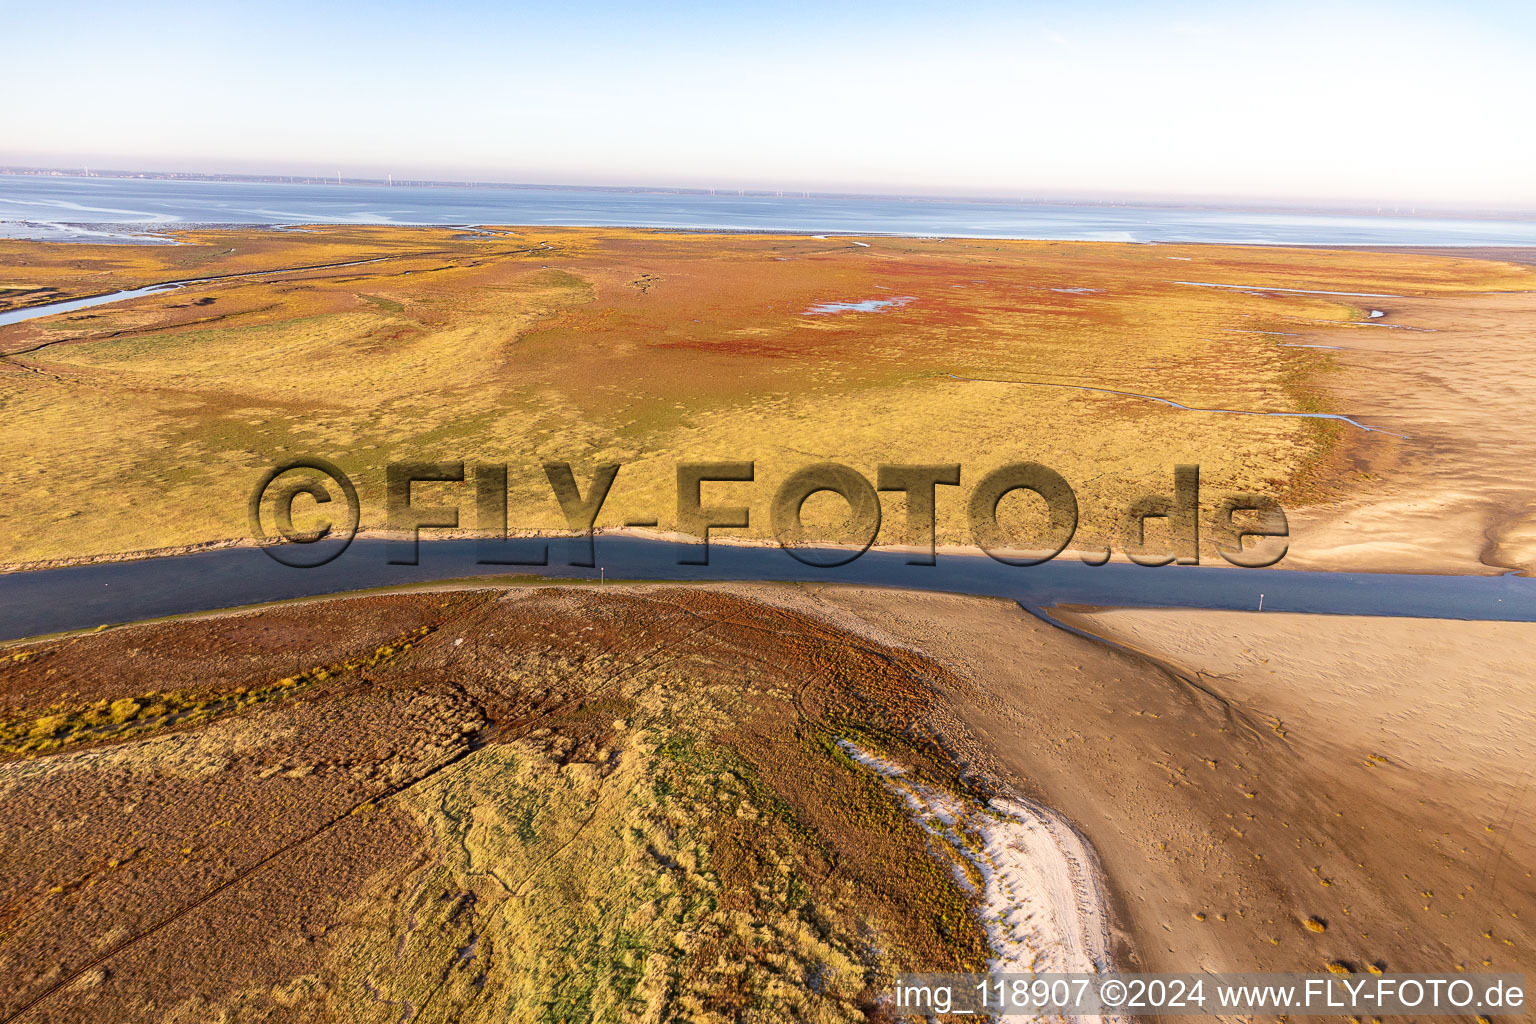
5,175 -> 1536,246
1,537 -> 1531,642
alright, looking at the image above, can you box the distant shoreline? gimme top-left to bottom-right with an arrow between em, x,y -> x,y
8,175 -> 1536,247
6,168 -> 1533,222
9,220 -> 1536,251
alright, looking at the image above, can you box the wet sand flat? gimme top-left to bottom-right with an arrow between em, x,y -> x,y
741,585 -> 1536,980
1284,286 -> 1536,575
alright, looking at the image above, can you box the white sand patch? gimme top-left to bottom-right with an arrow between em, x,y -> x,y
837,741 -> 1118,977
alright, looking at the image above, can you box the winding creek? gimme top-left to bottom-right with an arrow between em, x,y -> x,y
1,536 -> 1531,643
0,239 -> 555,332
0,257 -> 392,329
942,373 -> 1406,436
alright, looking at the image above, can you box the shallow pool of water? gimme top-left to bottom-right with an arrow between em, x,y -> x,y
802,296 -> 915,315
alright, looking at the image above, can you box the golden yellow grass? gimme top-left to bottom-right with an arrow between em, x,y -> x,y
3,226 -> 1533,565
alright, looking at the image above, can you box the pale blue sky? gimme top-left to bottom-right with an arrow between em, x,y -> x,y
5,1 -> 1534,206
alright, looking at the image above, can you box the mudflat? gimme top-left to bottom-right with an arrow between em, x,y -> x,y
1284,286 -> 1536,574
736,585 -> 1535,979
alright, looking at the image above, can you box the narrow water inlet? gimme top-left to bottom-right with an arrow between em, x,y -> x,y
942,373 -> 1405,436
1176,280 -> 1407,298
0,256 -> 395,329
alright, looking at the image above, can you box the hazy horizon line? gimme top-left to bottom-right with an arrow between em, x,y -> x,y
6,163 -> 1536,222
